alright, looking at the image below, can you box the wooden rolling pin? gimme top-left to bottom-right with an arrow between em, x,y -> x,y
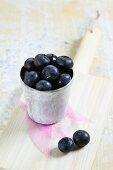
74,27 -> 101,74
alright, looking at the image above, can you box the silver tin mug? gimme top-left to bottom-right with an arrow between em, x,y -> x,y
20,67 -> 73,124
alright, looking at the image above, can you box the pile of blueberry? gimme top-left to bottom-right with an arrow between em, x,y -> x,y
20,54 -> 74,91
58,130 -> 90,153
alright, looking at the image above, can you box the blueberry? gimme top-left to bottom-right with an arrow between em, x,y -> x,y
37,71 -> 42,79
24,71 -> 39,87
51,80 -> 59,90
42,65 -> 59,81
24,58 -> 35,71
56,56 -> 73,69
59,68 -> 73,78
58,73 -> 71,88
46,53 -> 57,64
73,130 -> 90,147
66,69 -> 73,78
58,137 -> 75,153
35,80 -> 52,91
34,54 -> 50,70
20,66 -> 28,81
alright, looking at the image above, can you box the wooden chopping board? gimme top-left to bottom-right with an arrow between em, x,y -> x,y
0,72 -> 113,170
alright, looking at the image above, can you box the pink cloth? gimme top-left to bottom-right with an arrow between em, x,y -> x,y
19,100 -> 91,156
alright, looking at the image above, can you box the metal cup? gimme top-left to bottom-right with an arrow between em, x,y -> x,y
20,67 -> 73,124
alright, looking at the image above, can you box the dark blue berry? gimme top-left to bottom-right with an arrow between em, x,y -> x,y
24,58 -> 35,71
58,73 -> 71,88
66,69 -> 73,78
24,71 -> 39,87
46,53 -> 57,65
59,68 -> 73,78
20,67 -> 28,81
58,137 -> 75,153
56,56 -> 73,69
42,65 -> 59,81
35,80 -> 52,91
73,130 -> 90,147
34,54 -> 50,70
51,80 -> 59,90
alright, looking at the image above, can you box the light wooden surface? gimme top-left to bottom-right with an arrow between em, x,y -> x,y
0,0 -> 113,169
90,64 -> 113,170
74,27 -> 101,74
0,72 -> 113,170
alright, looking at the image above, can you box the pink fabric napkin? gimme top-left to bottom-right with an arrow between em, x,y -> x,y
19,100 -> 91,156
